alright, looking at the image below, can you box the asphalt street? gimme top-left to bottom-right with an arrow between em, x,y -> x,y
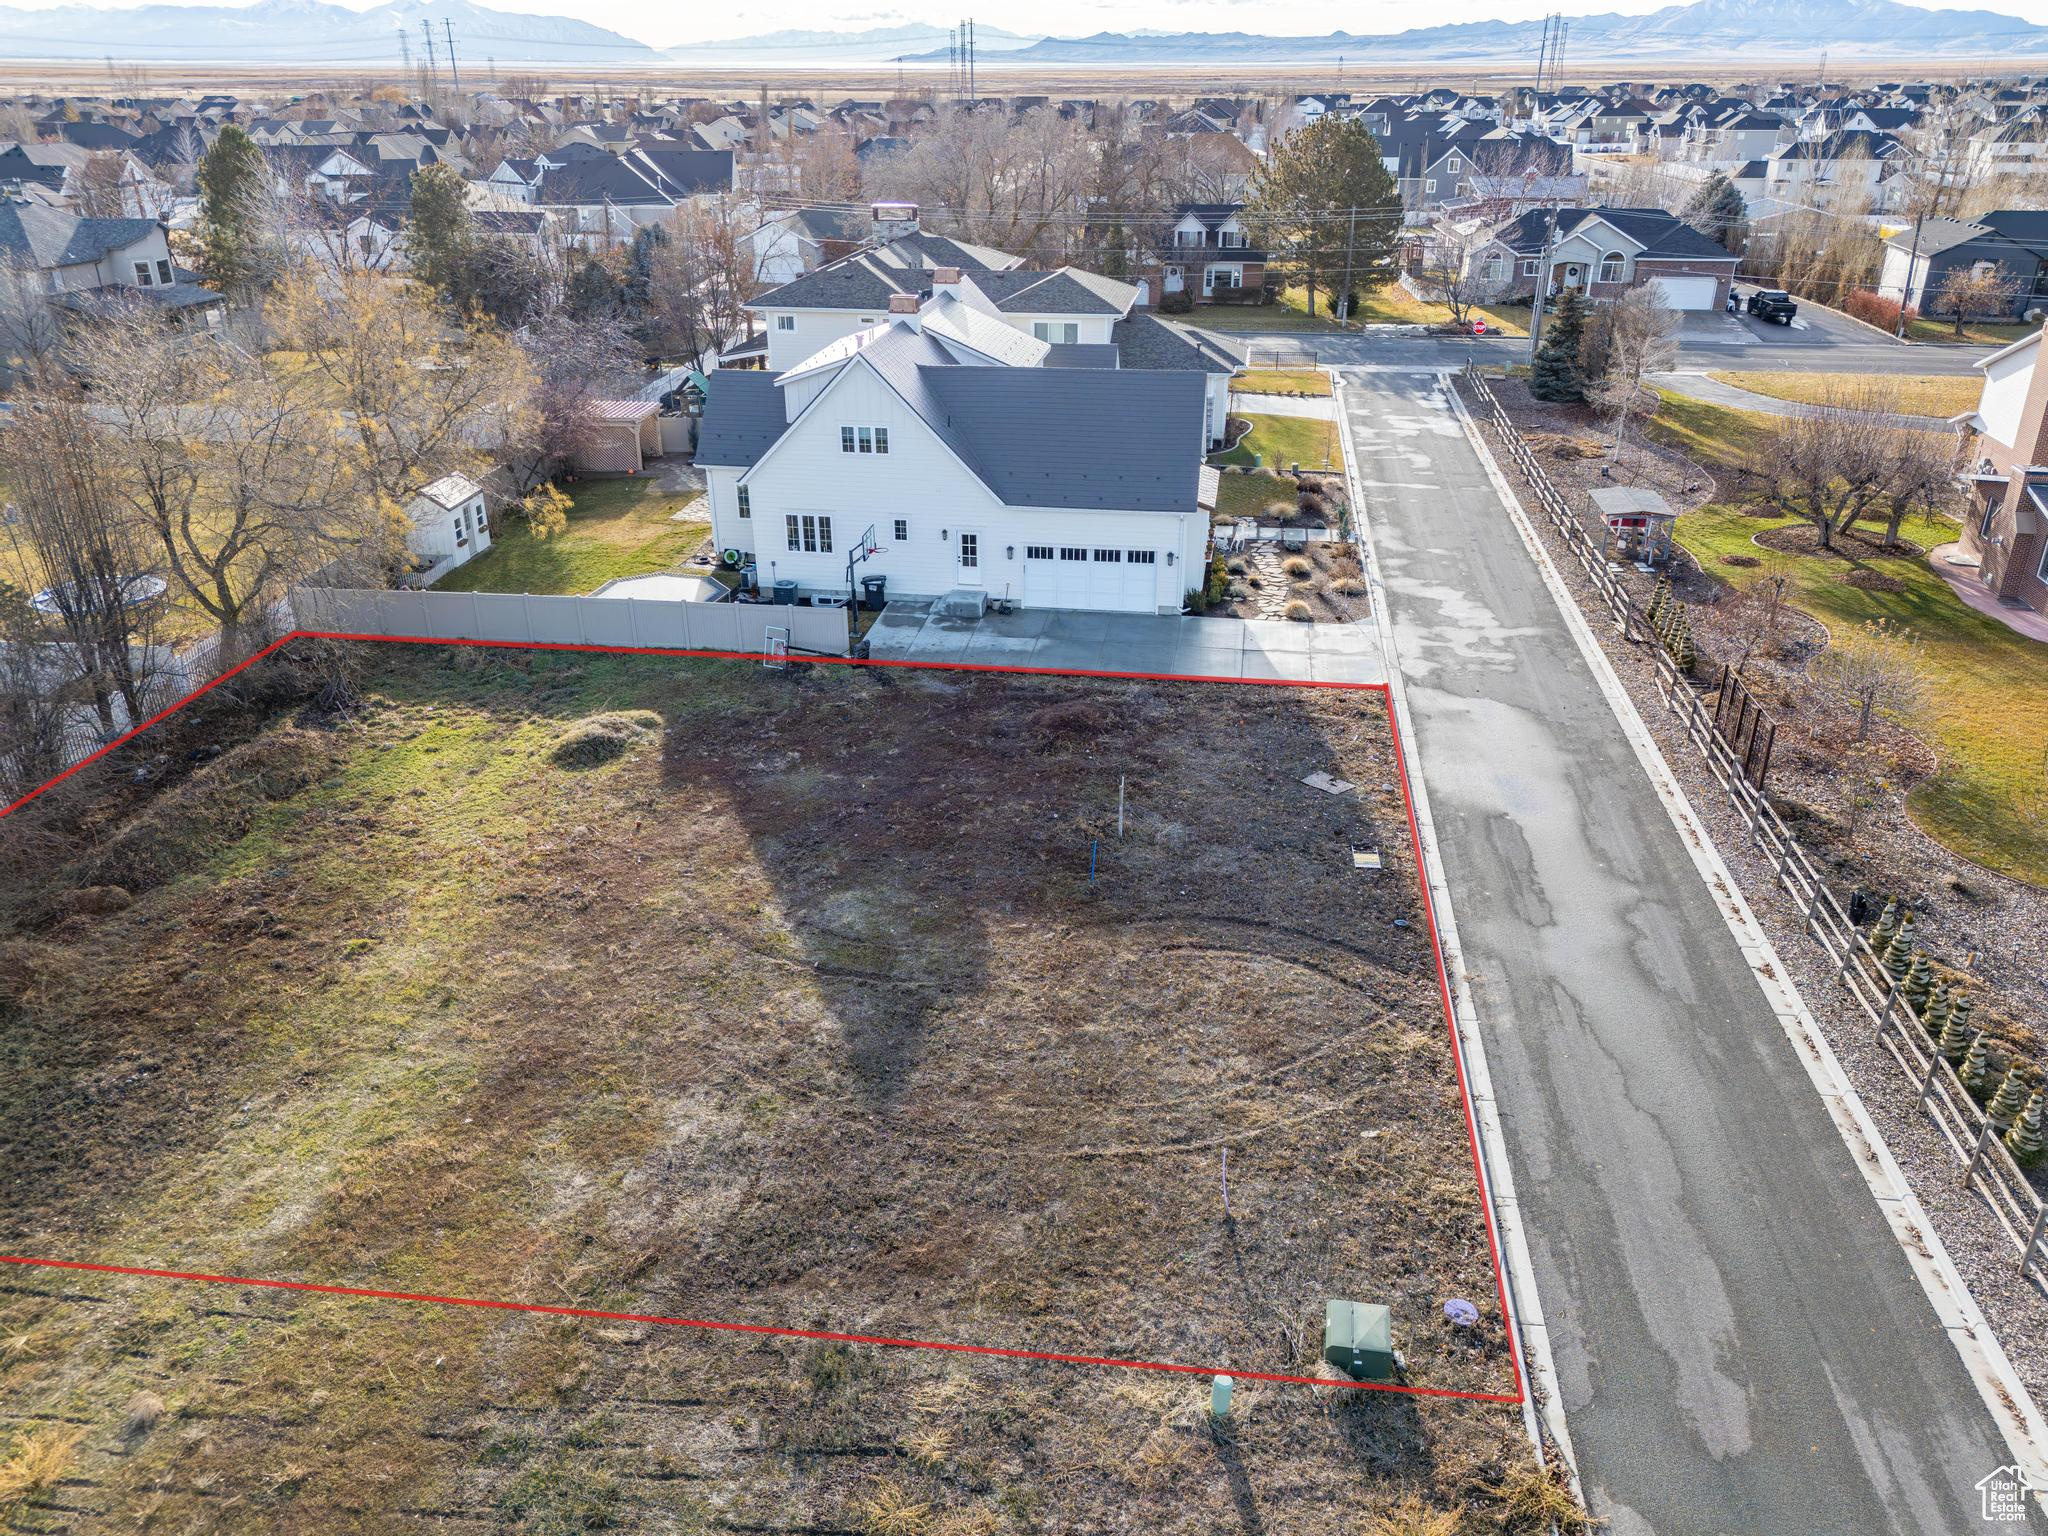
1337,367 -> 2037,1534
1189,299 -> 1997,375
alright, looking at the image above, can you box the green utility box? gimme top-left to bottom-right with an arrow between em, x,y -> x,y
1323,1299 -> 1397,1383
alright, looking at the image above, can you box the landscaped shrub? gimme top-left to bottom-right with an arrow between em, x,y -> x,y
1159,289 -> 1195,314
1331,576 -> 1367,597
1842,289 -> 1916,331
1283,600 -> 1314,622
1937,999 -> 1975,1064
1207,553 -> 1230,604
1988,1064 -> 2031,1129
2007,1094 -> 2047,1164
1284,556 -> 1313,579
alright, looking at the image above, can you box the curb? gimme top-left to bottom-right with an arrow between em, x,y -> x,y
1446,374 -> 2048,1505
1333,371 -> 1579,1488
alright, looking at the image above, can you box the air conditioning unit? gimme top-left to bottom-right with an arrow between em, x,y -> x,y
809,593 -> 849,609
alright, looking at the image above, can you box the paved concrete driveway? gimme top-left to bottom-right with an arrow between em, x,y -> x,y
1338,366 -> 2038,1534
866,603 -> 1385,684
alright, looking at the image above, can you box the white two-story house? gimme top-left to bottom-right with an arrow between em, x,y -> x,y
695,309 -> 1211,615
0,204 -> 222,325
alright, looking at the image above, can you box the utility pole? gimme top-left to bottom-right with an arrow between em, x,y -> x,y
1338,205 -> 1358,321
1895,210 -> 1925,337
968,18 -> 976,102
1526,202 -> 1561,358
443,18 -> 461,100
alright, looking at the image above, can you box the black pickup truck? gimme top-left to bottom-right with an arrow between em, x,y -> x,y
1744,288 -> 1799,324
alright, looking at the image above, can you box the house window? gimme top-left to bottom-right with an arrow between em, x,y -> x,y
775,315 -> 796,331
453,514 -> 468,547
1425,179 -> 1438,193
842,426 -> 887,454
1127,549 -> 1157,564
1033,322 -> 1081,344
858,427 -> 874,453
842,426 -> 856,453
785,513 -> 833,553
1026,544 -> 1053,559
874,427 -> 888,454
1522,259 -> 1539,277
737,486 -> 751,519
1982,497 -> 2001,537
893,518 -> 908,542
1484,257 -> 1507,283
133,261 -> 153,286
1599,251 -> 1626,283
2038,536 -> 2048,585
156,259 -> 172,284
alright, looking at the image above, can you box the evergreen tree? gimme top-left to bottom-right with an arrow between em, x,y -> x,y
1922,978 -> 1951,1033
1681,171 -> 1749,253
1529,286 -> 1588,402
2006,1093 -> 2046,1165
195,124 -> 267,300
1868,898 -> 1900,952
405,163 -> 476,297
1901,954 -> 1933,1014
1988,1065 -> 2030,1129
1646,575 -> 1672,630
1962,1034 -> 1995,1098
1666,605 -> 1697,673
1937,1002 -> 1974,1064
1882,932 -> 1915,989
1245,116 -> 1399,318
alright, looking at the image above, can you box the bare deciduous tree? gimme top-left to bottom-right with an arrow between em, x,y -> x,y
502,311 -> 641,498
637,199 -> 758,368
1584,285 -> 1679,460
867,105 -> 1095,263
1819,617 -> 1929,743
1411,225 -> 1503,327
1745,379 -> 1966,549
1933,261 -> 2024,337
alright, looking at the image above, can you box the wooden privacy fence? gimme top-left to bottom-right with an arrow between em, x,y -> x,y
1465,369 -> 2048,1277
289,586 -> 851,659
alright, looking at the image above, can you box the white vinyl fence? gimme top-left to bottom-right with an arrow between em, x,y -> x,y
289,586 -> 850,657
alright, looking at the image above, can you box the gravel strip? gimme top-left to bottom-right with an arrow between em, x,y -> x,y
1458,375 -> 2048,1405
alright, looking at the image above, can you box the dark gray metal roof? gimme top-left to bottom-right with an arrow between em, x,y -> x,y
694,369 -> 788,468
968,267 -> 1134,316
1043,343 -> 1121,368
751,252 -> 923,312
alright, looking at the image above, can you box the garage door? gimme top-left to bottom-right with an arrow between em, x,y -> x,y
1023,543 -> 1161,613
1648,275 -> 1718,311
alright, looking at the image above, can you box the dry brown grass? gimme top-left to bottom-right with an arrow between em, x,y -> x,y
0,1424 -> 87,1511
0,648 -> 1526,1532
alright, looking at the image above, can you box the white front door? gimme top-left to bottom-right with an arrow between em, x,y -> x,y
955,528 -> 985,587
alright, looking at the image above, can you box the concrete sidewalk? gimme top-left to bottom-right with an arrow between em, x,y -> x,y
866,603 -> 1385,684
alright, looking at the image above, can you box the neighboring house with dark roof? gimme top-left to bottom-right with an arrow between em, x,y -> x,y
1145,203 -> 1266,302
530,156 -> 676,245
694,315 -> 1210,615
0,203 -> 221,324
1956,328 -> 2048,617
1471,206 -> 1740,310
749,203 -> 872,286
1877,213 -> 2048,318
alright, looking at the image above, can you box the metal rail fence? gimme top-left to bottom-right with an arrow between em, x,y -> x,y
1465,369 -> 2048,1277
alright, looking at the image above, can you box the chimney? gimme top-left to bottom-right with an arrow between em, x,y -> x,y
931,264 -> 963,301
887,292 -> 921,320
871,199 -> 919,242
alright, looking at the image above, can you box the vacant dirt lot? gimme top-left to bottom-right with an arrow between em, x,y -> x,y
0,646 -> 1527,1532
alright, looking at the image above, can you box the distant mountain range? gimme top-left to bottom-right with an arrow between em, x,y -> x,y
0,0 -> 2039,65
902,0 -> 2048,63
0,0 -> 657,63
664,24 -> 1040,66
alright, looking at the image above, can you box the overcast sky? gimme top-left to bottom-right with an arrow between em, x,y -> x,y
4,0 -> 2044,48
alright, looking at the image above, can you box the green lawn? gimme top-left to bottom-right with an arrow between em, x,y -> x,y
1232,367 -> 1331,397
1653,393 -> 2048,885
1217,412 -> 1344,472
1179,301 -> 1345,334
1213,470 -> 1298,523
432,478 -> 709,596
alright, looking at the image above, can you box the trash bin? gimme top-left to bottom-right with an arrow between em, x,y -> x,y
773,579 -> 798,606
861,574 -> 888,611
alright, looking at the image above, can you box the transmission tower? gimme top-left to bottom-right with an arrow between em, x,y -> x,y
421,19 -> 438,90
443,18 -> 462,97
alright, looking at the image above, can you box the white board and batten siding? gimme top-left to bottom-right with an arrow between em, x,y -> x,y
403,486 -> 491,587
705,360 -> 1205,614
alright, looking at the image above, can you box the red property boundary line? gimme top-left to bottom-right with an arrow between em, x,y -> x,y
1,629 -> 1528,1408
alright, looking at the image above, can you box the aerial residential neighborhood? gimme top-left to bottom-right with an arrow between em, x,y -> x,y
6,0 -> 2048,1531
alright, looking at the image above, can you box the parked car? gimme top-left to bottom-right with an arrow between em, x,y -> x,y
1745,289 -> 1799,325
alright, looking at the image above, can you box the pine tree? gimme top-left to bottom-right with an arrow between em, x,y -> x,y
195,123 -> 268,300
1948,990 -> 1975,1039
1245,116 -> 1399,319
1868,898 -> 1900,953
1646,576 -> 1672,630
2006,1093 -> 2046,1166
1937,1003 -> 1974,1064
1681,171 -> 1749,253
1921,979 -> 1952,1034
1666,605 -> 1697,673
1883,934 -> 1915,990
405,163 -> 477,298
1988,1065 -> 2031,1129
1962,1035 -> 1995,1099
1529,287 -> 1589,403
1901,954 -> 1933,1014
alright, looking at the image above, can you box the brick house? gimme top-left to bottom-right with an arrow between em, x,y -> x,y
1469,206 -> 1739,311
1957,327 -> 2048,615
